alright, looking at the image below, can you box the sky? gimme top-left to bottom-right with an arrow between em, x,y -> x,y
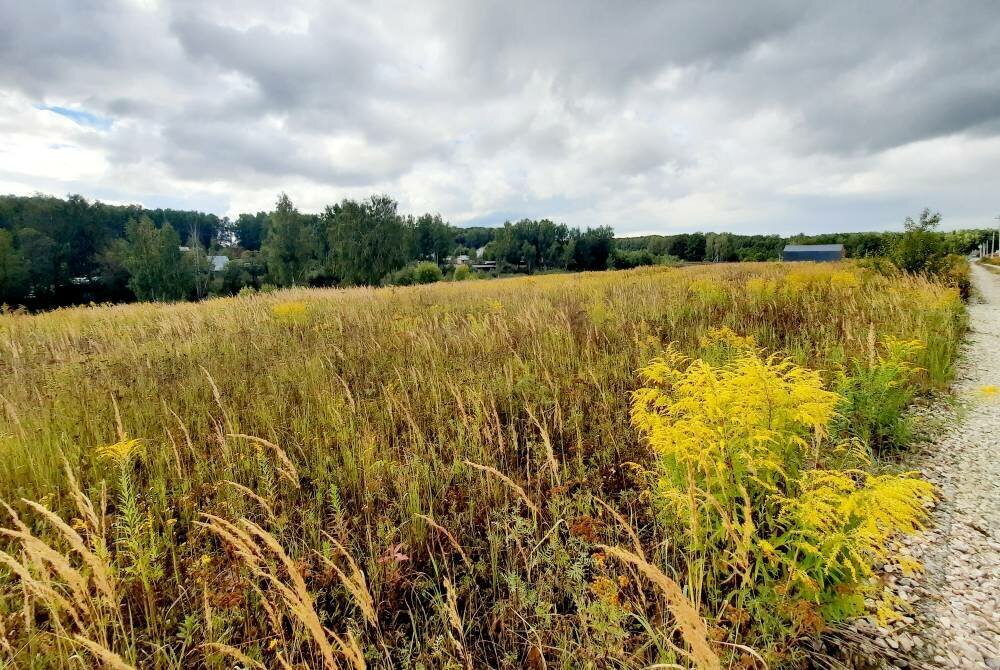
1,1 -> 999,236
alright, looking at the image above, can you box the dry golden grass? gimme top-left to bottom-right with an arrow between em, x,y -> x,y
0,263 -> 965,668
598,544 -> 719,670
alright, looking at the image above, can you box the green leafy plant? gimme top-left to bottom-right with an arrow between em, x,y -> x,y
835,337 -> 925,451
632,342 -> 934,655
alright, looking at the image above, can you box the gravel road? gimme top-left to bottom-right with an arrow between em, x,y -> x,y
866,263 -> 1000,669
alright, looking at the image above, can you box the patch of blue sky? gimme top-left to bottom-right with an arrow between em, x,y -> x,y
37,105 -> 113,131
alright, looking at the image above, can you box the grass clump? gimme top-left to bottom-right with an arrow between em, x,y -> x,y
383,261 -> 444,286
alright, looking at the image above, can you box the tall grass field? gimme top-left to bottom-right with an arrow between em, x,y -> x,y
0,262 -> 965,669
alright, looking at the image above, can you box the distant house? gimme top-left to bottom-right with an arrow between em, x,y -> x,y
179,246 -> 230,272
209,255 -> 229,272
781,244 -> 845,262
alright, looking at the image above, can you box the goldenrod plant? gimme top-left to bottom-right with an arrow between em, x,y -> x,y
0,262 -> 963,667
631,340 -> 935,660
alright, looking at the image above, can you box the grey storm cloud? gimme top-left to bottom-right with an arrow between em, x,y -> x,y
1,0 -> 999,233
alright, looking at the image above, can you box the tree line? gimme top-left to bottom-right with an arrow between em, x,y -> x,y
0,193 -> 605,308
617,228 -> 993,263
1,192 -> 995,309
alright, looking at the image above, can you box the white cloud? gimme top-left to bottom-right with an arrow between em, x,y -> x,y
1,0 -> 998,233
0,92 -> 110,184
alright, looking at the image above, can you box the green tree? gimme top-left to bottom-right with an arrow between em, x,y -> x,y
261,194 -> 316,286
15,228 -> 61,300
147,209 -> 223,250
0,193 -> 226,307
684,232 -> 707,261
123,216 -> 192,301
413,213 -> 453,263
483,219 -> 571,272
218,252 -> 268,295
569,226 -> 615,270
610,248 -> 657,269
891,208 -> 945,274
323,195 -> 408,285
705,232 -> 737,262
96,238 -> 132,301
454,226 -> 495,251
235,212 -> 267,251
0,229 -> 26,304
843,233 -> 886,258
187,240 -> 214,300
483,222 -> 522,268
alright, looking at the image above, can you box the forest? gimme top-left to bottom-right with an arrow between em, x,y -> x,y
0,192 -> 994,309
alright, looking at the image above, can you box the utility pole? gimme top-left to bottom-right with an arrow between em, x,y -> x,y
994,215 -> 999,257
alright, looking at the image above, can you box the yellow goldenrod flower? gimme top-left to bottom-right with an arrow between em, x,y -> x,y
95,438 -> 143,466
632,345 -> 934,634
271,301 -> 310,324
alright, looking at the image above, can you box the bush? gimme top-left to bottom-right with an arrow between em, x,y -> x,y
384,261 -> 444,286
890,209 -> 945,274
383,265 -> 415,285
855,256 -> 899,277
610,250 -> 683,270
834,337 -> 924,451
610,249 -> 655,270
453,264 -> 472,281
632,341 -> 934,651
889,210 -> 973,299
414,261 -> 443,284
